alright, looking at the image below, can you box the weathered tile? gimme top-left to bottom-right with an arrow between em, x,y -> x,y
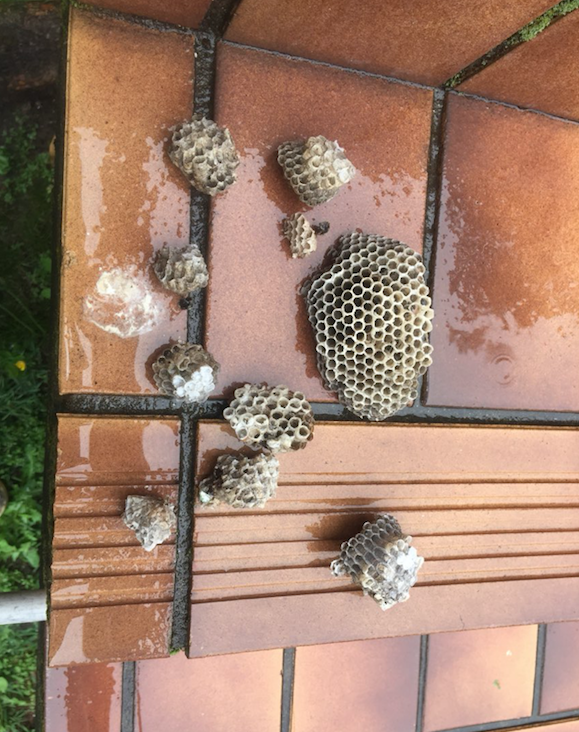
423,626 -> 537,730
206,43 -> 432,399
426,94 -> 579,411
541,622 -> 579,713
135,650 -> 283,731
226,0 -> 553,85
45,663 -> 122,732
293,638 -> 420,732
87,0 -> 210,29
461,10 -> 579,121
59,10 -> 194,395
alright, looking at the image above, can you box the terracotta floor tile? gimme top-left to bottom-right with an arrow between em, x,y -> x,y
86,0 -> 210,28
541,622 -> 579,713
423,626 -> 537,731
461,10 -> 579,122
206,43 -> 432,399
426,94 -> 579,411
45,663 -> 121,732
226,0 -> 553,85
293,638 -> 420,732
59,10 -> 194,395
135,650 -> 282,731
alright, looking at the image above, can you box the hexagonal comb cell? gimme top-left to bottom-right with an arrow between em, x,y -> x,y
282,213 -> 317,258
198,452 -> 280,509
303,233 -> 434,420
122,495 -> 176,551
152,343 -> 219,402
153,243 -> 209,296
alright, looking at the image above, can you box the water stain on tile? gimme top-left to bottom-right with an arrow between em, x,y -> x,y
60,10 -> 194,395
206,43 -> 432,399
426,94 -> 579,411
226,0 -> 554,85
541,622 -> 579,713
86,0 -> 210,29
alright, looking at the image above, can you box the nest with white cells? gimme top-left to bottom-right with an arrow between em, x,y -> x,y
153,342 -> 219,403
198,452 -> 280,509
303,233 -> 434,421
153,243 -> 208,296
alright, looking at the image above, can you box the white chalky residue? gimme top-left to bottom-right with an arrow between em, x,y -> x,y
172,365 -> 215,402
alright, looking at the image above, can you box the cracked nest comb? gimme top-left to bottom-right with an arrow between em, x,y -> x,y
331,514 -> 424,610
153,243 -> 208,296
122,495 -> 176,551
282,213 -> 317,259
153,342 -> 219,403
198,452 -> 280,509
170,115 -> 240,196
303,233 -> 434,421
277,135 -> 355,206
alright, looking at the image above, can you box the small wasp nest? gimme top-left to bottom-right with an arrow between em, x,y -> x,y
303,233 -> 434,421
277,135 -> 355,206
331,514 -> 423,610
122,495 -> 176,551
224,384 -> 314,453
282,213 -> 317,258
153,343 -> 219,402
153,243 -> 208,296
170,115 -> 240,196
198,452 -> 279,509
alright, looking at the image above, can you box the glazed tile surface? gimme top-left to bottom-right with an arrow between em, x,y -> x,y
541,622 -> 579,713
86,0 -> 210,28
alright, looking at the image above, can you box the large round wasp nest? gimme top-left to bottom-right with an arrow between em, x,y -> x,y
331,514 -> 423,610
277,135 -> 355,206
303,233 -> 434,420
198,452 -> 280,509
282,213 -> 317,259
122,495 -> 176,551
223,383 -> 314,453
169,115 -> 240,196
153,243 -> 208,296
152,343 -> 219,402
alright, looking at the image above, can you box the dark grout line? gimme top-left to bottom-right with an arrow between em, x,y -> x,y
450,89 -> 579,127
415,635 -> 429,732
280,647 -> 296,732
532,624 -> 548,717
71,2 -> 196,35
436,709 -> 579,732
120,661 -> 136,732
201,0 -> 243,36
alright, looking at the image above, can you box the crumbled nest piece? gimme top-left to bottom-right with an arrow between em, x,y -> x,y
331,514 -> 423,610
169,115 -> 240,196
153,343 -> 219,402
303,233 -> 434,421
224,383 -> 314,453
282,213 -> 317,259
122,495 -> 176,551
198,452 -> 280,509
153,243 -> 208,296
277,135 -> 355,206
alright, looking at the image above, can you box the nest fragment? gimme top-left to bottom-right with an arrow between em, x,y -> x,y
198,452 -> 279,509
277,135 -> 355,206
122,495 -> 176,551
303,233 -> 434,421
331,514 -> 423,610
223,383 -> 314,453
153,243 -> 208,296
153,343 -> 219,402
169,115 -> 240,196
282,213 -> 317,258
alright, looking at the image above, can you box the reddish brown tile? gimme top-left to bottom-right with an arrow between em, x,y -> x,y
226,0 -> 553,85
135,650 -> 282,731
87,0 -> 210,29
206,44 -> 432,399
426,94 -> 579,411
423,626 -> 537,731
45,663 -> 121,732
541,622 -> 579,713
293,638 -> 420,732
461,10 -> 579,121
59,10 -> 194,395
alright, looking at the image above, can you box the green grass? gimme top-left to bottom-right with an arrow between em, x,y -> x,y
0,114 -> 53,731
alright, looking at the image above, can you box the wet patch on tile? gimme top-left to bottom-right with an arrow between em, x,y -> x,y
541,622 -> 579,713
86,0 -> 210,29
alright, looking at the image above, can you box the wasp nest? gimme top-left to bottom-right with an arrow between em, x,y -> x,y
198,452 -> 279,509
122,495 -> 176,551
153,343 -> 219,402
277,135 -> 355,206
331,514 -> 423,610
224,383 -> 314,453
169,115 -> 240,196
153,243 -> 208,296
303,233 -> 434,421
282,213 -> 317,258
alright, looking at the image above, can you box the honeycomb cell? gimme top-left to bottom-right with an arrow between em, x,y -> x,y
153,243 -> 208,296
198,452 -> 280,509
282,213 -> 317,258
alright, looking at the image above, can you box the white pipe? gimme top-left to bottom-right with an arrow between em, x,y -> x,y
0,590 -> 47,625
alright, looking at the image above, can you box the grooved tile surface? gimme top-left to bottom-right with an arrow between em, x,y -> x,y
461,10 -> 579,122
541,622 -> 579,713
86,0 -> 210,29
423,626 -> 538,731
426,94 -> 579,411
206,43 -> 433,400
135,650 -> 283,731
59,10 -> 193,395
225,0 -> 553,85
